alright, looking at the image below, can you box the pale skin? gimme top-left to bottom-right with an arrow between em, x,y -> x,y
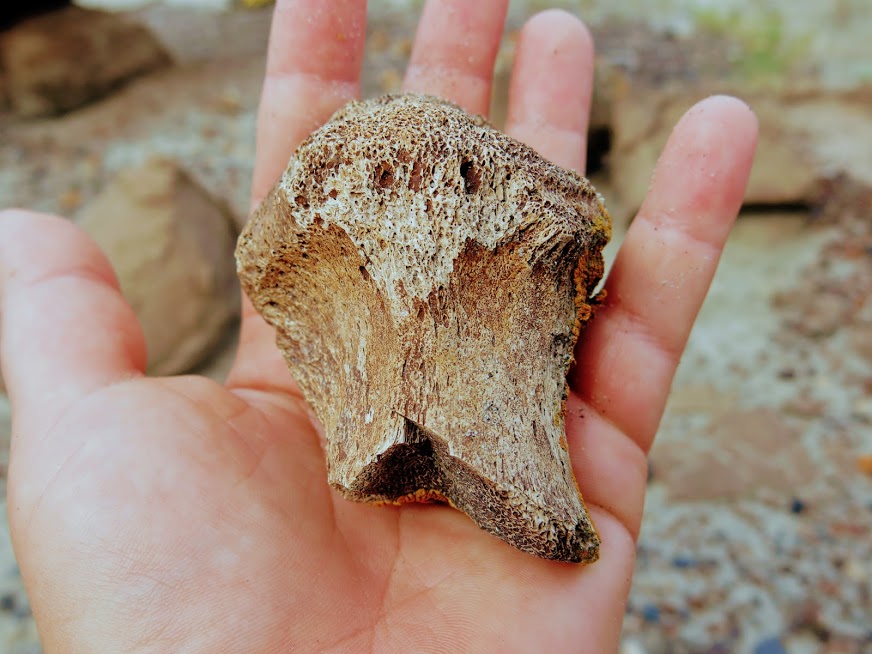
0,1 -> 757,652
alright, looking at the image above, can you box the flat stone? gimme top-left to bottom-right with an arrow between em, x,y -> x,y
0,5 -> 170,117
79,157 -> 239,376
650,408 -> 814,501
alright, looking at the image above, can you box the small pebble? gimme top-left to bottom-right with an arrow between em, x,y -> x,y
754,636 -> 787,654
642,604 -> 661,623
843,557 -> 867,582
212,89 -> 243,115
59,187 -> 82,213
379,68 -> 403,93
367,29 -> 390,53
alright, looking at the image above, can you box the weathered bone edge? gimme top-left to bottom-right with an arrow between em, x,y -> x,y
236,94 -> 611,563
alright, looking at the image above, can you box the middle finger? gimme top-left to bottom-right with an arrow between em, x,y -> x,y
403,0 -> 509,116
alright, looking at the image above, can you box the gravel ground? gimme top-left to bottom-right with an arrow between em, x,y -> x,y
1,2 -> 871,652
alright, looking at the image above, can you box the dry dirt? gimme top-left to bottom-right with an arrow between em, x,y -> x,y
1,2 -> 871,653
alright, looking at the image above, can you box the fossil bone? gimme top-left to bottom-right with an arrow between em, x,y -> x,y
236,94 -> 611,563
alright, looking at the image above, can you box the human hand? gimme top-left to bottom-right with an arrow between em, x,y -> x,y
0,1 -> 757,652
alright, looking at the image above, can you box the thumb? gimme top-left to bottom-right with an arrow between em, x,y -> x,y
0,210 -> 146,429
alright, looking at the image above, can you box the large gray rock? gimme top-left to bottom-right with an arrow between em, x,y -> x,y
79,158 -> 239,376
0,68 -> 8,113
0,5 -> 170,117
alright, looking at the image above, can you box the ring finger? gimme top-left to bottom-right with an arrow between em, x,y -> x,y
504,9 -> 595,173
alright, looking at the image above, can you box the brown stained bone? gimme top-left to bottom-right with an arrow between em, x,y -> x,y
236,94 -> 611,563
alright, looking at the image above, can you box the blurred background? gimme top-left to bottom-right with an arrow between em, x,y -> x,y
0,1 -> 870,652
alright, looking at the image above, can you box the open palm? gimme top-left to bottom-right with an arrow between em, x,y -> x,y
0,1 -> 757,652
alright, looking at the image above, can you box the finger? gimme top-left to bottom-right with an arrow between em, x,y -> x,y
232,0 -> 367,395
565,392 -> 649,539
227,297 -> 303,396
251,0 -> 367,206
572,96 -> 758,453
403,0 -> 508,116
571,508 -> 636,654
0,210 -> 146,425
504,10 -> 594,173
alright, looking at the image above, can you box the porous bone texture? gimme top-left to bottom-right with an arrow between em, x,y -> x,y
236,94 -> 611,563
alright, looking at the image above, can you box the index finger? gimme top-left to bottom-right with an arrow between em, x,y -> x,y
251,0 -> 368,206
232,0 -> 368,394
